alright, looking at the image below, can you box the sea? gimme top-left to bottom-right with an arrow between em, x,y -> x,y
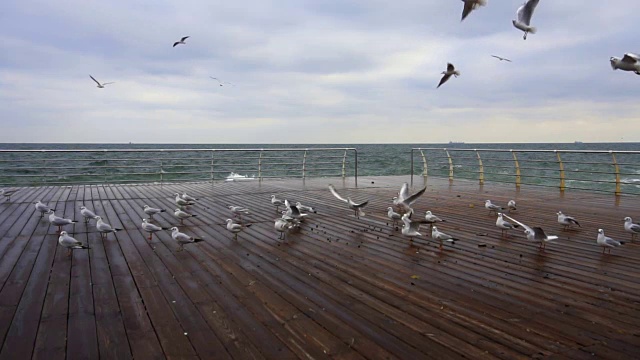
1,143 -> 640,195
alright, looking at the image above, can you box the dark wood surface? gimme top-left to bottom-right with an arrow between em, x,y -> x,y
0,175 -> 639,359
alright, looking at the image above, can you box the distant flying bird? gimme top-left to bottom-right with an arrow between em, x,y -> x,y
173,36 -> 190,47
512,0 -> 540,40
210,77 -> 234,86
89,75 -> 114,88
461,0 -> 487,22
491,55 -> 512,62
437,63 -> 460,88
610,53 -> 640,75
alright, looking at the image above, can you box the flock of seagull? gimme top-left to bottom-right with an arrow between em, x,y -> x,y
2,179 -> 639,256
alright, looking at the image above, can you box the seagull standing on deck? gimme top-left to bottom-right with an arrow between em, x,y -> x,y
597,229 -> 624,254
80,206 -> 98,223
328,184 -> 369,218
512,0 -> 540,40
271,195 -> 284,213
387,207 -> 402,228
485,200 -> 504,215
173,36 -> 190,47
141,218 -> 169,241
401,213 -> 425,241
58,231 -> 90,257
170,227 -> 203,251
623,217 -> 640,240
507,200 -> 517,212
226,219 -> 251,240
48,210 -> 78,233
143,204 -> 166,218
496,213 -> 519,237
437,63 -> 460,88
557,211 -> 580,230
89,75 -> 114,88
431,226 -> 458,250
95,216 -> 122,239
0,189 -> 18,201
503,214 -> 557,250
460,0 -> 487,22
34,201 -> 53,218
424,211 -> 445,233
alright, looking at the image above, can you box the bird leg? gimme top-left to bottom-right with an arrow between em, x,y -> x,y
67,248 -> 72,257
523,32 -> 528,40
148,233 -> 153,241
602,247 -> 605,254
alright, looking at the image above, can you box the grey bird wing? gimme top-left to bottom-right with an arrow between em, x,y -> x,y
403,186 -> 427,206
605,237 -> 621,247
461,1 -> 474,21
622,54 -> 639,64
437,74 -> 452,88
629,224 -> 640,233
531,227 -> 548,241
517,0 -> 539,25
349,199 -> 368,208
447,63 -> 455,72
328,185 -> 348,203
181,36 -> 190,42
502,214 -> 532,233
397,183 -> 410,203
173,42 -> 180,47
89,75 -> 101,85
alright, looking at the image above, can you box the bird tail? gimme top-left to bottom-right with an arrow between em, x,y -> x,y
546,236 -> 559,242
160,209 -> 166,212
528,26 -> 537,34
478,0 -> 488,5
115,228 -> 123,231
245,224 -> 253,227
193,239 -> 204,243
513,224 -> 520,228
72,220 -> 78,223
81,245 -> 90,249
191,214 -> 198,217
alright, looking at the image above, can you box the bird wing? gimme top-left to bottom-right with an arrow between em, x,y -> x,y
397,183 -> 410,203
328,185 -> 348,203
102,82 -> 115,85
605,237 -> 620,247
437,74 -> 452,88
181,36 -> 190,42
60,235 -> 81,247
403,186 -> 427,206
173,42 -> 180,47
89,75 -> 101,86
461,1 -> 474,21
447,63 -> 455,72
622,54 -> 639,64
502,214 -> 532,233
629,224 -> 640,232
517,0 -> 539,25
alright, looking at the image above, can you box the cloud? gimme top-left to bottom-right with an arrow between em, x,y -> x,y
1,0 -> 639,143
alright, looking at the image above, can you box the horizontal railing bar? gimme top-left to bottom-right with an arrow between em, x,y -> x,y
413,148 -> 640,154
0,147 -> 357,153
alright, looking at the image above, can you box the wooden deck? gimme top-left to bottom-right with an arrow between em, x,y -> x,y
0,175 -> 639,359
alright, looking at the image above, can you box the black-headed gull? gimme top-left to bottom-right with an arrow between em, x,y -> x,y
496,213 -> 518,237
0,189 -> 18,201
512,0 -> 540,40
623,217 -> 640,240
485,200 -> 504,215
597,229 -> 624,254
174,193 -> 195,208
424,211 -> 445,233
296,202 -> 317,214
461,0 -> 487,22
503,214 -> 558,250
89,75 -> 114,88
557,211 -> 580,230
393,182 -> 426,214
47,210 -> 78,233
143,204 -> 166,218
80,206 -> 98,223
274,218 -> 294,240
226,219 -> 251,240
174,208 -> 197,225
181,193 -> 198,202
387,207 -> 402,228
210,77 -> 234,86
328,184 -> 369,218
170,227 -> 203,251
401,213 -> 424,241
228,205 -> 250,219
95,216 -> 122,239
173,36 -> 189,47
507,200 -> 517,212
271,195 -> 284,212
34,201 -> 53,218
610,53 -> 640,75
431,226 -> 458,250
142,218 -> 169,241
437,63 -> 460,89
58,231 -> 90,257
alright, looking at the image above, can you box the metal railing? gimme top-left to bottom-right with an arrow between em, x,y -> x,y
0,148 -> 358,187
411,148 -> 640,195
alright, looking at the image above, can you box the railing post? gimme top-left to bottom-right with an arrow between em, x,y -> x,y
258,150 -> 263,181
341,150 -> 347,180
556,151 -> 565,191
410,149 -> 414,187
210,150 -> 214,183
160,160 -> 164,185
302,149 -> 308,180
611,151 -> 621,195
511,150 -> 521,188
420,150 -> 428,178
353,149 -> 358,187
476,150 -> 484,185
445,149 -> 454,182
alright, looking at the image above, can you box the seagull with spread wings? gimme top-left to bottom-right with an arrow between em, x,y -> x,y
328,184 -> 369,218
512,0 -> 540,40
491,55 -> 512,62
460,0 -> 487,22
437,63 -> 460,88
173,36 -> 190,47
89,75 -> 114,88
610,53 -> 640,75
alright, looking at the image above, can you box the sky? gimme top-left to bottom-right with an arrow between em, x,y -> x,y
1,0 -> 640,144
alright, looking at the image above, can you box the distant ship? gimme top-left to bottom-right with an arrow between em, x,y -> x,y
574,141 -> 583,144
449,141 -> 465,145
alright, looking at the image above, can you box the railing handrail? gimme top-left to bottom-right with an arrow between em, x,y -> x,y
0,147 -> 357,153
412,147 -> 640,154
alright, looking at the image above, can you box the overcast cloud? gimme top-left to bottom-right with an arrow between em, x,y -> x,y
1,0 -> 639,143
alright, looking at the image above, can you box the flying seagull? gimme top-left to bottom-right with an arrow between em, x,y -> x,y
328,184 -> 369,218
512,0 -> 540,40
89,75 -> 114,88
491,55 -> 512,62
392,182 -> 427,214
437,63 -> 460,88
461,0 -> 487,22
173,36 -> 190,47
610,53 -> 640,75
210,77 -> 234,86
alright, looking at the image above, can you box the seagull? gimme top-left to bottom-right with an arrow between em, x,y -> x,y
174,193 -> 195,208
210,77 -> 233,86
437,63 -> 460,88
296,202 -> 317,214
228,205 -> 250,219
597,229 -> 624,254
610,53 -> 640,75
496,213 -> 519,237
89,75 -> 114,88
271,195 -> 284,212
141,218 -> 169,241
173,36 -> 189,47
491,55 -> 512,62
507,200 -> 517,212
424,211 -> 445,233
503,214 -> 557,250
79,206 -> 98,223
283,200 -> 308,222
623,217 -> 640,240
485,200 -> 504,215
393,183 -> 427,214
0,189 -> 18,201
174,208 -> 197,225
95,216 -> 122,239
557,211 -> 580,230
387,207 -> 403,228
274,218 -> 294,240
181,193 -> 198,202
34,201 -> 53,218
143,204 -> 166,218
512,0 -> 540,40
401,213 -> 424,241
58,231 -> 90,257
431,226 -> 458,250
328,184 -> 369,218
47,210 -> 78,233
226,219 -> 252,240
460,0 -> 487,22
170,227 -> 203,251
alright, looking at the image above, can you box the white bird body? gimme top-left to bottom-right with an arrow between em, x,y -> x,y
228,205 -> 250,218
431,226 -> 457,250
437,63 -> 460,88
296,202 -> 317,214
328,184 -> 368,217
34,201 -> 52,216
170,227 -> 203,251
58,231 -> 89,256
175,193 -> 195,207
142,218 -> 168,240
143,204 -> 166,217
557,211 -> 580,229
174,208 -> 197,224
485,200 -> 504,214
47,210 -> 78,231
95,216 -> 122,238
597,229 -> 624,254
271,195 -> 284,211
387,207 -> 402,227
496,213 -> 518,237
282,202 -> 308,221
401,213 -> 423,240
513,0 -> 540,40
424,211 -> 444,225
226,219 -> 251,240
80,206 -> 98,222
610,53 -> 640,74
274,218 -> 294,240
181,193 -> 198,202
503,214 -> 557,250
507,200 -> 517,212
623,217 -> 640,239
